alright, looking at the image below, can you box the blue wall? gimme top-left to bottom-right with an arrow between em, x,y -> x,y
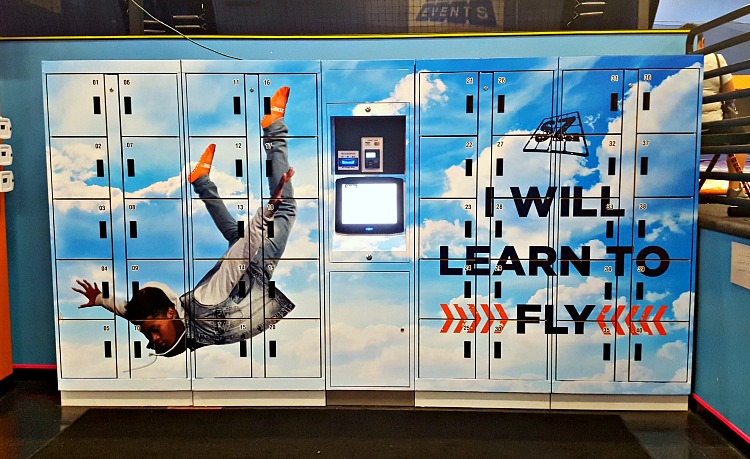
0,33 -> 686,365
695,229 -> 750,438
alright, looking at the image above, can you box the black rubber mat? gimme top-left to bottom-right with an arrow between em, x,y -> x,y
32,407 -> 651,458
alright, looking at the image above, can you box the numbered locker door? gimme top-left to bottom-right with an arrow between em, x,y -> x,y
493,70 -> 555,135
637,68 -> 700,134
259,74 -> 318,137
260,137 -> 319,200
491,135 -> 554,198
628,324 -> 690,383
489,321 -> 549,382
119,74 -> 180,137
52,200 -> 113,260
561,70 -> 624,135
419,72 -> 479,136
263,319 -> 321,378
193,325 -> 253,378
127,320 -> 188,379
555,321 -> 616,382
419,136 -> 478,199
122,137 -> 183,198
557,193 -> 622,253
557,134 -> 624,198
185,74 -> 247,137
46,74 -> 107,137
265,259 -> 321,319
488,196 -> 554,259
260,197 -> 319,260
55,260 -> 115,320
188,137 -> 258,200
554,260 -> 620,329
419,319 -> 477,380
418,198 -> 476,260
190,198 -> 251,260
124,199 -> 185,260
632,198 -> 695,261
49,138 -> 111,199
635,134 -> 698,198
58,320 -> 117,378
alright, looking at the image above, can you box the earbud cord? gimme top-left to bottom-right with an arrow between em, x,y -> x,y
122,329 -> 187,373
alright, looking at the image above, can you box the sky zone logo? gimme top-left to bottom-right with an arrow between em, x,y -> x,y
415,0 -> 497,26
524,112 -> 590,157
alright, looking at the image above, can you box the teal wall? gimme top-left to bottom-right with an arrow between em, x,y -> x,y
695,229 -> 750,438
0,33 -> 686,365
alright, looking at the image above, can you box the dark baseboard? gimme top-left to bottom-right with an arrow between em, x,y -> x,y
0,373 -> 14,396
12,367 -> 57,381
690,395 -> 750,457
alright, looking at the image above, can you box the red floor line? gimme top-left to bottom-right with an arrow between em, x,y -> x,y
692,393 -> 750,444
12,364 -> 56,370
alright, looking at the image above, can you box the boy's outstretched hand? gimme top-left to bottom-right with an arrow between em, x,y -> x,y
72,279 -> 101,308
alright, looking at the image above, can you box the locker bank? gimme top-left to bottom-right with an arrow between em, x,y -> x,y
39,49 -> 703,409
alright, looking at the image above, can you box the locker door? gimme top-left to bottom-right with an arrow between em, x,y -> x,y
259,73 -> 318,137
628,325 -> 690,383
635,134 -> 697,198
260,137 -> 319,199
58,320 -> 117,378
119,73 -> 180,137
126,260 -> 186,305
489,321 -> 549,381
491,135 -> 554,198
419,72 -> 479,136
49,138 -> 111,198
554,261 -> 619,323
193,336 -> 252,378
419,136 -> 478,199
418,259 -> 475,319
630,260 -> 693,323
264,319 -> 321,378
260,198 -> 319,260
556,134 -> 623,198
419,319 -> 476,379
188,137 -> 256,200
52,200 -> 113,260
489,197 -> 554,259
185,73 -> 247,137
122,137 -> 182,198
46,74 -> 107,137
418,198 -> 477,260
127,319 -> 188,379
557,196 -> 622,252
55,260 -> 115,320
492,70 -> 555,135
190,198 -> 251,260
632,198 -> 695,261
555,321 -> 616,381
637,68 -> 700,134
264,259 -> 320,319
124,199 -> 185,259
561,69 -> 624,135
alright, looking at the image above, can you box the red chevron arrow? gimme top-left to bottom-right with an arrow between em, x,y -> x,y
481,303 -> 494,334
639,305 -> 654,335
653,305 -> 668,335
467,304 -> 480,333
440,303 -> 454,333
611,305 -> 626,335
495,303 -> 508,334
598,305 -> 612,335
454,304 -> 469,334
626,305 -> 640,335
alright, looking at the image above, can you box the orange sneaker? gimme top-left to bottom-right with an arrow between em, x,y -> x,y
261,86 -> 290,129
188,144 -> 216,183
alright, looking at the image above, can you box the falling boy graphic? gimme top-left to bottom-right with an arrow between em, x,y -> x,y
73,87 -> 297,357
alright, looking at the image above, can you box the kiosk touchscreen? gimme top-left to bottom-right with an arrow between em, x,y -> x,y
335,177 -> 404,234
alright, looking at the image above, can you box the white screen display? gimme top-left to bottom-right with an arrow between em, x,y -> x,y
340,182 -> 398,225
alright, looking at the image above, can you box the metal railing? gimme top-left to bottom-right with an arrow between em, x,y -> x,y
688,4 -> 750,213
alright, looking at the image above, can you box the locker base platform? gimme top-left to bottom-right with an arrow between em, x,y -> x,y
59,390 -> 688,410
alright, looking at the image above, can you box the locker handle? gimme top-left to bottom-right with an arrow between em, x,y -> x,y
239,340 -> 247,357
127,159 -> 135,177
134,341 -> 142,359
607,157 -> 616,176
269,280 -> 276,299
634,343 -> 642,361
123,96 -> 132,115
239,280 -> 246,297
99,221 -> 107,239
269,340 -> 277,358
496,158 -> 503,176
266,159 -> 273,177
465,158 -> 473,177
605,221 -> 614,239
484,187 -> 494,217
635,282 -> 644,300
494,281 -> 501,299
132,281 -> 140,294
104,341 -> 112,358
465,95 -> 474,114
463,341 -> 472,358
642,92 -> 651,111
640,156 -> 649,175
610,93 -> 618,111
637,220 -> 646,238
464,220 -> 472,238
102,281 -> 110,299
463,280 -> 472,298
234,96 -> 242,115
493,341 -> 501,359
603,343 -> 611,361
267,220 -> 275,238
495,220 -> 502,238
604,282 -> 612,300
96,159 -> 105,178
263,96 -> 271,115
238,221 -> 245,239
129,221 -> 138,238
497,95 -> 505,113
93,96 -> 102,115
235,159 -> 243,178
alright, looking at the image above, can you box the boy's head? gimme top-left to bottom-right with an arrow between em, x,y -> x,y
681,23 -> 704,49
125,287 -> 185,355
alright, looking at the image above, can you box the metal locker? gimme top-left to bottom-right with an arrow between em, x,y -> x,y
119,73 -> 181,137
419,72 -> 479,136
